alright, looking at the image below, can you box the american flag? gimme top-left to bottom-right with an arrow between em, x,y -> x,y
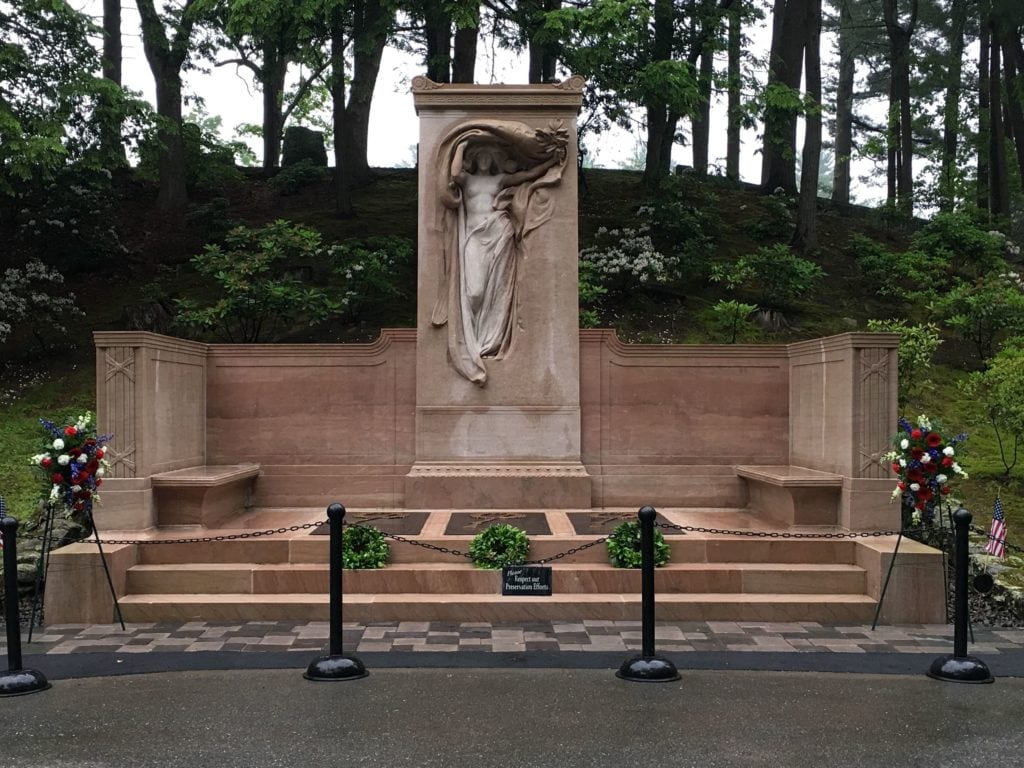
985,496 -> 1008,559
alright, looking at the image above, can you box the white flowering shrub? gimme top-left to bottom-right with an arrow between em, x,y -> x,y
13,166 -> 129,270
580,223 -> 680,289
0,259 -> 83,347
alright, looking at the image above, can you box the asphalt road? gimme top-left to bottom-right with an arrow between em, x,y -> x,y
1,668 -> 1021,767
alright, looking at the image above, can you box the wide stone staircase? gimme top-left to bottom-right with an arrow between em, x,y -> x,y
109,507 -> 885,624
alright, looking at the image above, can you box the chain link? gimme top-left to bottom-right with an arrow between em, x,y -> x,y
526,536 -> 609,565
969,524 -> 1024,555
92,520 -> 328,546
380,531 -> 473,560
654,522 -> 906,539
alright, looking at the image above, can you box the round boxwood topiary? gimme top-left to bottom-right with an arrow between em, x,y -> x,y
469,524 -> 530,569
341,524 -> 390,569
606,521 -> 670,568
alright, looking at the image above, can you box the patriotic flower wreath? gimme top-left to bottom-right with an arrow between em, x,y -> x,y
883,415 -> 968,525
30,411 -> 112,519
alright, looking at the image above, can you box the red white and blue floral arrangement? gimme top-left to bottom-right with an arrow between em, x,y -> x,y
30,411 -> 112,519
883,415 -> 968,525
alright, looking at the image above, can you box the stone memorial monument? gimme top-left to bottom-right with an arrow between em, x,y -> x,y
405,75 -> 592,509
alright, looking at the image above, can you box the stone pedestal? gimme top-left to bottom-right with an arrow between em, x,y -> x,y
407,76 -> 589,509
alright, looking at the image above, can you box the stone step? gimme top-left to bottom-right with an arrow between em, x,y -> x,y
135,536 -> 860,566
126,562 -> 867,596
114,592 -> 878,624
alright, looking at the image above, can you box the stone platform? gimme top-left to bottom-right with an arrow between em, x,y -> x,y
43,507 -> 945,626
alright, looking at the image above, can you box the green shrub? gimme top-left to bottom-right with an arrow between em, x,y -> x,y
174,220 -> 341,342
912,212 -> 1006,283
710,244 -> 823,311
468,524 -> 530,569
746,192 -> 794,242
137,120 -> 246,190
578,259 -> 607,328
866,319 -> 942,406
606,521 -> 670,568
849,234 -> 942,300
962,341 -> 1024,476
325,236 -> 415,316
341,524 -> 390,569
0,259 -> 84,349
707,299 -> 759,343
930,273 -> 1024,360
270,159 -> 326,196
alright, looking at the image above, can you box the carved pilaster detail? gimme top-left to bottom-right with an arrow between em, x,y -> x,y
103,346 -> 137,478
858,347 -> 891,478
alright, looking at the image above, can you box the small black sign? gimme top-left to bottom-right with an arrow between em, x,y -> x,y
501,565 -> 553,596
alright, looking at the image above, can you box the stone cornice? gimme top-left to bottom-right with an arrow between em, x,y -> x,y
412,75 -> 585,113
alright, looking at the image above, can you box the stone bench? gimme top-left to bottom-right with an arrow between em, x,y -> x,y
735,465 -> 843,526
151,464 -> 261,527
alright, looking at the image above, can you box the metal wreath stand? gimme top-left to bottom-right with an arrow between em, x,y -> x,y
28,501 -> 124,641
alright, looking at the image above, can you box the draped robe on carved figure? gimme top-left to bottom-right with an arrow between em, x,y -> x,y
432,120 -> 569,385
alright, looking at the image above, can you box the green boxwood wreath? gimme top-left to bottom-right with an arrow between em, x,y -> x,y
606,521 -> 671,568
469,524 -> 530,569
341,524 -> 390,569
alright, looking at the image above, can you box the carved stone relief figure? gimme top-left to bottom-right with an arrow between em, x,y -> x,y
431,119 -> 569,385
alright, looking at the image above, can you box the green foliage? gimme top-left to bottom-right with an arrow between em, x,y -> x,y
578,259 -> 607,328
580,225 -> 678,291
270,158 -> 326,195
325,236 -> 415,317
642,177 -> 719,277
710,244 -> 823,311
745,193 -> 794,242
849,234 -> 941,300
137,118 -> 246,191
866,319 -> 942,407
174,220 -> 341,342
341,524 -> 390,569
962,342 -> 1024,476
707,300 -> 759,343
0,0 -> 148,194
931,274 -> 1024,360
911,213 -> 1007,284
468,524 -> 530,569
0,259 -> 83,350
606,521 -> 670,568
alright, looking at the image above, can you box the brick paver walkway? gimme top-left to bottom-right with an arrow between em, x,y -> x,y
6,620 -> 1023,656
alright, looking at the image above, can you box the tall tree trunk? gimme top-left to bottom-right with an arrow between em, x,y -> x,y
262,43 -> 288,170
342,0 -> 389,186
643,0 -> 676,187
832,0 -> 854,204
425,1 -> 452,83
726,3 -> 741,180
990,19 -> 1010,215
135,0 -> 194,212
1002,36 -> 1024,189
883,0 -> 917,214
761,0 -> 806,194
939,0 -> 967,210
331,14 -> 353,217
452,18 -> 478,83
978,4 -> 991,212
101,0 -> 126,167
527,0 -> 560,83
691,45 -> 714,176
154,66 -> 188,210
793,0 -> 822,252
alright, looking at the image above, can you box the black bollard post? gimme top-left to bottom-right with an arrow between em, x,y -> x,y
927,508 -> 993,684
617,505 -> 680,682
0,513 -> 51,696
305,503 -> 368,681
